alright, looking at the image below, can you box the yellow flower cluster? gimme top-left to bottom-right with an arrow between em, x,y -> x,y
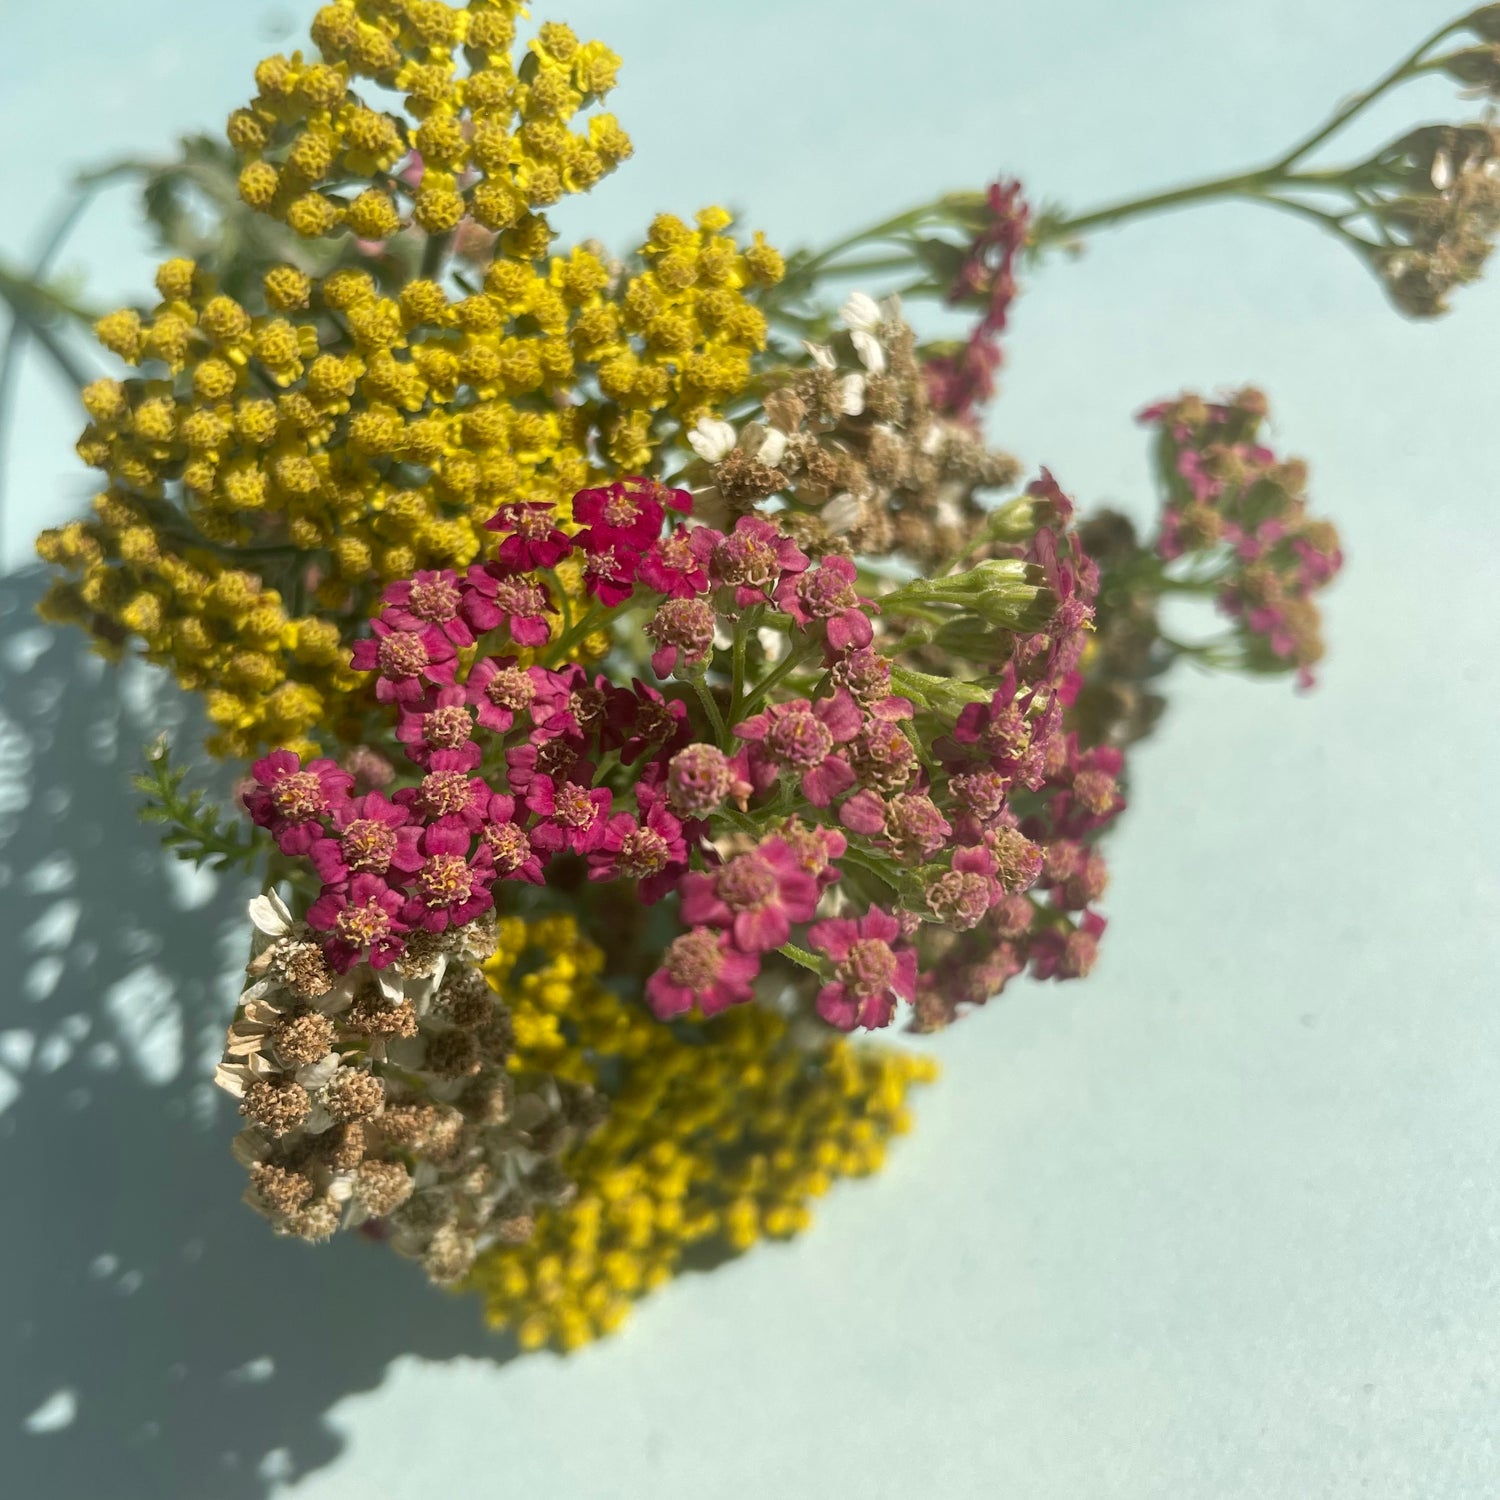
37,0 -> 783,759
230,2 -> 629,244
467,913 -> 936,1352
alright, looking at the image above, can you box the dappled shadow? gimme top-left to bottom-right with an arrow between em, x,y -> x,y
0,567 -> 516,1498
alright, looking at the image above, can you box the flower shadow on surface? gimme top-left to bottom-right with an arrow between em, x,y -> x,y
0,568 -> 515,1499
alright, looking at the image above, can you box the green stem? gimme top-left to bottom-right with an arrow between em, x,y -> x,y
777,941 -> 827,978
691,677 -> 729,748
735,638 -> 817,720
1269,15 -> 1468,171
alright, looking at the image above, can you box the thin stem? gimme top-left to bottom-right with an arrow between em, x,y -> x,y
1045,169 -> 1275,242
419,230 -> 453,280
776,941 -> 827,978
736,638 -> 817,720
690,677 -> 729,748
1270,15 -> 1468,171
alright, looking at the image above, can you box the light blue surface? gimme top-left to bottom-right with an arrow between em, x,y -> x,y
2,2 -> 1498,1497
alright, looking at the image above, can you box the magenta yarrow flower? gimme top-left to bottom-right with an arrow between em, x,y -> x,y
638,526 -> 711,598
586,791 -> 687,898
692,516 -> 808,605
307,790 -> 424,885
350,618 -> 458,705
830,646 -> 894,704
308,872 -> 408,971
483,501 -> 574,572
525,774 -> 612,854
391,746 -> 489,831
394,685 -> 475,764
807,905 -> 917,1032
403,820 -> 495,932
664,743 -> 735,817
645,597 -> 716,679
678,837 -> 819,953
479,792 -> 546,884
464,568 -> 552,645
1030,910 -> 1106,981
646,927 -> 760,1020
778,818 -> 847,889
576,536 -> 640,606
244,751 -> 353,854
924,845 -> 1005,931
465,656 -> 566,735
380,569 -> 474,647
735,690 -> 861,807
572,477 -> 688,550
775,554 -> 874,652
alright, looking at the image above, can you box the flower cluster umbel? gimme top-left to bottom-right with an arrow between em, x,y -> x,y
247,403 -> 1106,1033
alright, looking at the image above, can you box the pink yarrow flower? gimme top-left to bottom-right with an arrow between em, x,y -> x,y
806,905 -> 917,1031
775,554 -> 875,652
244,751 -> 353,855
379,569 -> 474,647
646,927 -> 760,1020
638,526 -> 711,599
307,789 -> 424,885
349,618 -> 458,705
735,690 -> 862,807
678,836 -> 819,952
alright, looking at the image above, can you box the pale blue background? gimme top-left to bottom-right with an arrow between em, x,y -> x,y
2,1 -> 1498,1496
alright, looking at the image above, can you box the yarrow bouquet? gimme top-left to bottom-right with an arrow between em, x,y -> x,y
17,1 -> 1500,1350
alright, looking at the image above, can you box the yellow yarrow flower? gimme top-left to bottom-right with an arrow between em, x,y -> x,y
463,915 -> 934,1351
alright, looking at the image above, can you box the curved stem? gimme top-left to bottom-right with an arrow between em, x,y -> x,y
1270,15 -> 1468,171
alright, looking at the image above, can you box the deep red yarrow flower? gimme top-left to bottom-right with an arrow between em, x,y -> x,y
735,690 -> 862,807
504,734 -> 588,794
483,501 -> 574,572
646,927 -> 760,1020
307,789 -> 424,885
607,680 -> 690,766
807,905 -> 918,1031
379,569 -> 474,647
307,872 -> 409,971
571,477 -> 689,550
350,618 -> 459,705
244,751 -> 353,854
678,837 -> 819,952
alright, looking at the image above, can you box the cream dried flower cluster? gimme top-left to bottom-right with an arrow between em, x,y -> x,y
217,892 -> 602,1284
687,293 -> 1020,567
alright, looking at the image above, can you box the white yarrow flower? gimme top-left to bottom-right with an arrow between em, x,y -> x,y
840,291 -> 882,332
688,416 -> 737,463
